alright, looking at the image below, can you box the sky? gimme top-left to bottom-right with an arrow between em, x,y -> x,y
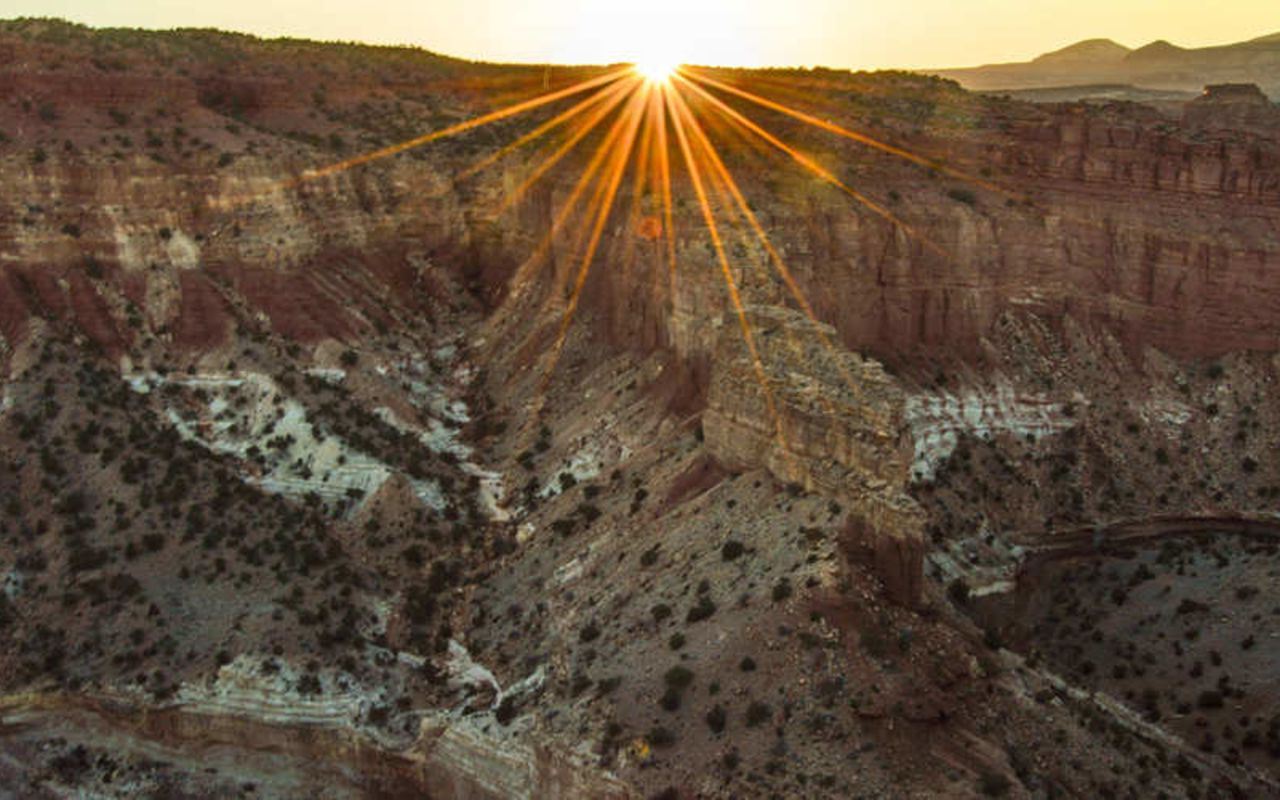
3,0 -> 1277,70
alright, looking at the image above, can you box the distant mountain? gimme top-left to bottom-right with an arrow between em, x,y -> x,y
1031,39 -> 1131,66
935,33 -> 1280,100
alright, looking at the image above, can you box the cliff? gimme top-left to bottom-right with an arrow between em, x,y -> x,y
703,307 -> 925,605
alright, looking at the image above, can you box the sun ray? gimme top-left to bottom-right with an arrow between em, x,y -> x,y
664,84 -> 798,480
668,83 -> 888,421
538,85 -> 652,391
616,91 -> 659,287
652,87 -> 678,303
298,67 -> 630,184
675,72 -> 946,258
455,77 -> 633,182
210,67 -> 632,211
683,69 -> 1023,202
495,75 -> 642,216
504,86 -> 651,301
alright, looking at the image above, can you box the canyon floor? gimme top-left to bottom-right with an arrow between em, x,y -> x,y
2,17 -> 1280,799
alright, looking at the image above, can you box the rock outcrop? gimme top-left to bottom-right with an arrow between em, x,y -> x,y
1184,83 -> 1280,133
703,307 -> 925,605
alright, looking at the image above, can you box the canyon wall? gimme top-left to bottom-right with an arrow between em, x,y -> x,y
702,307 -> 925,605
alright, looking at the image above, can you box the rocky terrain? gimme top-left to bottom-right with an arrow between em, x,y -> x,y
2,17 -> 1280,799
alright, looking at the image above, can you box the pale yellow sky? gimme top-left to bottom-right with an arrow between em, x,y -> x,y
5,0 -> 1277,70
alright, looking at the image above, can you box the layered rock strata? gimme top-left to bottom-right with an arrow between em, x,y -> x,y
703,306 -> 925,605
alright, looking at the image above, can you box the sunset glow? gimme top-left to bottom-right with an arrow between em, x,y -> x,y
8,1 -> 1277,71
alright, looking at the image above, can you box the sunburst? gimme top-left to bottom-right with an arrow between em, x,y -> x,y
239,60 -> 1010,474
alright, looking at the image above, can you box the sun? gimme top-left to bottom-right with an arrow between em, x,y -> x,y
635,59 -> 678,85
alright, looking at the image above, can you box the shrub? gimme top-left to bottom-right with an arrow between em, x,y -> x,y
745,701 -> 771,727
739,656 -> 757,672
664,666 -> 694,690
579,621 -> 600,643
686,595 -> 716,623
978,771 -> 1011,797
721,540 -> 745,561
650,604 -> 672,622
647,726 -> 675,747
494,697 -> 516,724
659,687 -> 681,711
705,704 -> 726,733
1177,598 -> 1209,615
668,633 -> 686,650
948,188 -> 976,205
771,578 -> 792,603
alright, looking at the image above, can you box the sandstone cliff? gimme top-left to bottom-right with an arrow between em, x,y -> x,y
703,307 -> 925,605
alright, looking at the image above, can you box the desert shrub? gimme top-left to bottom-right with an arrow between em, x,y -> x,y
579,621 -> 600,643
771,578 -> 792,603
948,188 -> 976,205
705,704 -> 726,733
664,665 -> 694,690
978,771 -> 1011,797
721,540 -> 745,560
739,656 -> 757,672
668,632 -> 686,650
686,595 -> 716,623
659,688 -> 681,711
650,604 -> 672,622
745,701 -> 771,727
647,726 -> 675,747
1176,598 -> 1209,615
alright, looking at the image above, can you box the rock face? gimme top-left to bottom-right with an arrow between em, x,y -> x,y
703,307 -> 925,605
1184,83 -> 1280,133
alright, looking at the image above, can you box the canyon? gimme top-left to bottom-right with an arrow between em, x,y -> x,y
2,16 -> 1280,799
